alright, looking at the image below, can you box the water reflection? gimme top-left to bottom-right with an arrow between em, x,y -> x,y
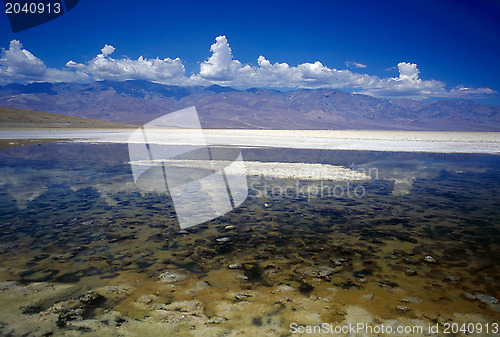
0,143 -> 499,335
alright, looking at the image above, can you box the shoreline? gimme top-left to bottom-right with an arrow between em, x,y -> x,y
1,128 -> 499,154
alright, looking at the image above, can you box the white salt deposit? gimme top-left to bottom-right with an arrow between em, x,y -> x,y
1,129 -> 499,153
130,159 -> 370,181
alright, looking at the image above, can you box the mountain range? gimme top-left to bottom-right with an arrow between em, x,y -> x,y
0,80 -> 499,131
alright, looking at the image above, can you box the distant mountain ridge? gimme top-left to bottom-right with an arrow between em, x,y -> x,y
0,80 -> 499,131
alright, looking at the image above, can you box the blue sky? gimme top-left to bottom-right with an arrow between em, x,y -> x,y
1,0 -> 499,104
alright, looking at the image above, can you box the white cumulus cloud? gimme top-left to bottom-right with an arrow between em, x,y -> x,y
0,40 -> 46,78
0,37 -> 496,101
101,44 -> 115,57
449,86 -> 496,97
354,62 -> 495,100
397,62 -> 419,82
0,40 -> 88,84
191,36 -> 377,89
346,61 -> 367,68
198,35 -> 242,81
66,45 -> 186,83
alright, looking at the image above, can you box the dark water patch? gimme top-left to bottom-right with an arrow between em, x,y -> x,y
54,267 -> 101,283
135,261 -> 155,270
394,234 -> 418,244
21,303 -> 43,315
55,273 -> 81,283
100,272 -> 120,279
335,280 -> 359,290
364,180 -> 394,195
31,253 -> 50,262
371,218 -> 410,226
297,280 -> 314,295
242,263 -> 272,287
215,243 -> 235,255
171,261 -> 203,274
106,234 -> 137,243
20,269 -> 59,283
379,280 -> 399,288
0,193 -> 19,220
352,269 -> 372,278
251,317 -> 263,326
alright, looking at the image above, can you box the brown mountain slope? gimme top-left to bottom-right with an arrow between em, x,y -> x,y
0,106 -> 136,129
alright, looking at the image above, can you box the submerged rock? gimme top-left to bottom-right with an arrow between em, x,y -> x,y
20,303 -> 42,314
216,237 -> 231,243
186,281 -> 211,294
424,255 -> 437,264
158,271 -> 186,283
79,291 -> 105,305
235,292 -> 252,300
40,290 -> 106,328
208,316 -> 228,324
461,292 -> 476,301
136,294 -> 159,305
233,271 -> 249,281
228,263 -> 242,269
298,266 -> 339,280
360,294 -> 374,301
332,258 -> 347,266
396,305 -> 411,312
405,269 -> 417,276
379,280 -> 399,288
399,297 -> 422,304
276,284 -> 296,292
162,300 -> 204,315
476,294 -> 499,305
0,281 -> 17,292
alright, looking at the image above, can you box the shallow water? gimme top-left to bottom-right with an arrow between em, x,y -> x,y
0,142 -> 499,336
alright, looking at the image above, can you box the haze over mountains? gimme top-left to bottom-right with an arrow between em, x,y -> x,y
0,80 -> 499,131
